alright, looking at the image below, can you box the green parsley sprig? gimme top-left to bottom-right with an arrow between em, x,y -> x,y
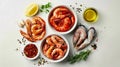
68,49 -> 91,64
39,2 -> 52,13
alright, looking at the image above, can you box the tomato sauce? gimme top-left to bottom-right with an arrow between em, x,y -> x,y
24,44 -> 38,58
49,6 -> 75,32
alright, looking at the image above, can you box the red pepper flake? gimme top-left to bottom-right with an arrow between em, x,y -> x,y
24,44 -> 38,58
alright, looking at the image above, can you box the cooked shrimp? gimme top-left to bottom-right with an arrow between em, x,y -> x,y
31,24 -> 43,35
49,6 -> 75,32
50,17 -> 72,32
71,16 -> 75,24
25,19 -> 32,36
20,30 -> 36,42
31,16 -> 46,40
61,44 -> 67,54
53,7 -> 69,19
51,48 -> 64,60
60,17 -> 72,31
46,46 -> 54,59
43,43 -> 50,55
46,37 -> 54,46
32,16 -> 46,26
51,35 -> 63,48
20,16 -> 46,42
32,30 -> 46,40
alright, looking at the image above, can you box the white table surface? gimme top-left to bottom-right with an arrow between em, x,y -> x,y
0,0 -> 120,67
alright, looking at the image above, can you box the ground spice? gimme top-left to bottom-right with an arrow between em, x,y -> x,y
17,39 -> 22,44
37,57 -> 48,66
91,43 -> 97,50
69,3 -> 84,13
22,37 -> 26,45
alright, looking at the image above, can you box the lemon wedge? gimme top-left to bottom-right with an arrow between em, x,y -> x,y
25,3 -> 39,17
83,8 -> 98,23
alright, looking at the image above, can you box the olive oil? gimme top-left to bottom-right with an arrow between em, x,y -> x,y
83,8 -> 98,23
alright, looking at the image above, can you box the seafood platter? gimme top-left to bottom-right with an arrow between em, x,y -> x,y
17,2 -> 98,65
1,0 -> 120,67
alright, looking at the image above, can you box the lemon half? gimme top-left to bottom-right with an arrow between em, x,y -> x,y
25,3 -> 39,17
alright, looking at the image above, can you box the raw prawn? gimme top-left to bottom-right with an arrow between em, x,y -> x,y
73,25 -> 87,47
76,27 -> 97,50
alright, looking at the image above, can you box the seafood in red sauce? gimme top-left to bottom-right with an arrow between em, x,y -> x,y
49,6 -> 75,32
20,16 -> 46,42
42,35 -> 68,60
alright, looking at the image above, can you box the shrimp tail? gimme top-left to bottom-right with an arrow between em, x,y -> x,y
20,30 -> 36,42
25,19 -> 32,36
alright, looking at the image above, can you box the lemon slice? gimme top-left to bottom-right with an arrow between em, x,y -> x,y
25,3 -> 39,17
83,8 -> 98,23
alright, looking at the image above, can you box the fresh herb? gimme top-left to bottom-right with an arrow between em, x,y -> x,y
39,2 -> 52,13
68,49 -> 91,64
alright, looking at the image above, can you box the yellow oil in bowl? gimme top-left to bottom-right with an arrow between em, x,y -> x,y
83,8 -> 98,23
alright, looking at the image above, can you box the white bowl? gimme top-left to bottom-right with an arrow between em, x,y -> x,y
40,34 -> 70,62
22,43 -> 40,60
48,5 -> 77,34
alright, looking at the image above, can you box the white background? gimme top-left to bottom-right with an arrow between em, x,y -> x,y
0,0 -> 120,67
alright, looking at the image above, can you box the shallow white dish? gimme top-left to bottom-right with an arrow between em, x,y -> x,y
40,34 -> 70,62
48,5 -> 78,34
22,43 -> 40,60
